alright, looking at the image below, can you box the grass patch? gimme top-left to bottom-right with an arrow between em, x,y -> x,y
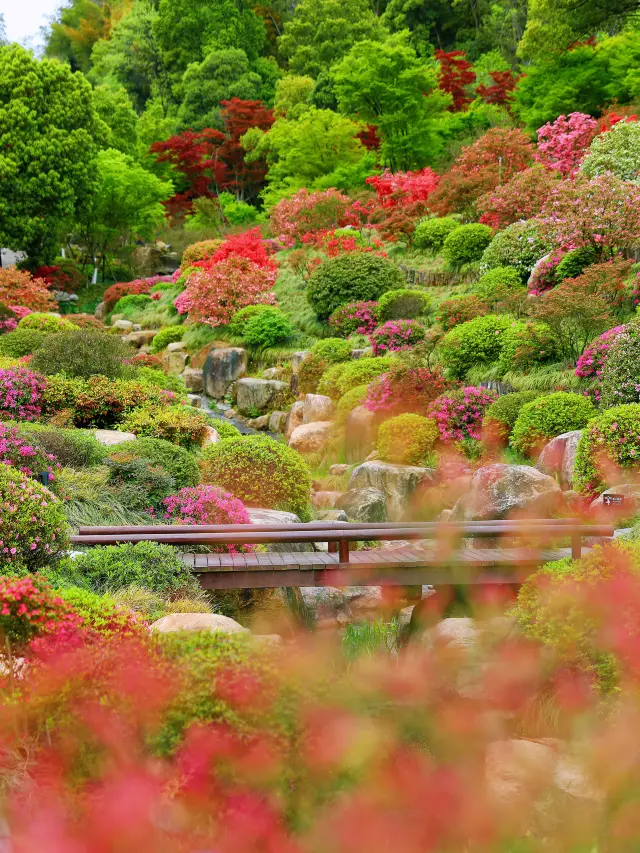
342,618 -> 398,662
501,366 -> 586,393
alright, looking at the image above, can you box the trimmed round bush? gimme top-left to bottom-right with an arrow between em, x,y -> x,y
370,320 -> 426,355
31,329 -> 133,380
0,329 -> 46,357
442,223 -> 493,269
335,384 -> 369,424
122,405 -> 210,450
297,338 -> 354,395
600,322 -> 640,408
228,305 -> 272,337
496,321 -> 560,374
238,307 -> 294,349
377,414 -> 438,465
209,419 -> 242,440
112,294 -> 153,316
412,216 -> 460,252
18,313 -> 74,333
438,314 -> 513,379
554,247 -> 597,282
150,326 -> 184,354
111,437 -> 200,489
329,301 -> 380,337
69,541 -> 198,594
0,465 -> 69,571
182,239 -> 224,266
200,435 -> 312,521
480,220 -> 547,282
574,404 -> 640,495
13,422 -> 107,468
510,392 -> 596,457
482,391 -> 541,444
307,254 -> 405,320
311,337 -> 353,362
474,267 -> 523,301
134,367 -> 186,395
317,356 -> 397,401
378,289 -> 431,321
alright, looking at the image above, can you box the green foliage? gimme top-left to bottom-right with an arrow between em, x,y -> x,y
134,367 -> 187,396
311,338 -> 353,363
378,289 -> 431,321
600,323 -> 640,408
474,267 -> 523,300
121,405 -> 210,450
200,435 -> 312,520
0,329 -> 46,358
112,294 -> 153,317
442,223 -> 493,270
92,84 -> 139,156
111,438 -> 200,489
12,422 -> 107,469
241,307 -> 294,349
57,586 -> 144,636
150,326 -> 184,354
554,247 -> 597,283
228,305 -> 273,338
18,313 -> 74,333
510,392 -> 596,458
317,356 -> 396,400
218,192 -> 266,226
481,221 -> 548,283
67,541 -> 198,595
335,384 -> 369,424
377,413 -> 438,465
307,254 -> 405,320
496,321 -> 560,375
482,391 -> 542,442
274,75 -> 314,120
438,314 -> 513,379
53,466 -> 152,528
581,120 -> 640,182
412,217 -> 460,253
105,453 -> 176,512
574,404 -> 640,495
297,338 -> 353,394
209,419 -> 242,440
31,328 -> 133,380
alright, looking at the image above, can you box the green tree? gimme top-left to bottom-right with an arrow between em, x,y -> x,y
278,0 -> 384,78
76,148 -> 172,272
0,44 -> 103,264
45,0 -> 111,72
333,35 -> 450,170
273,74 -> 314,119
382,0 -> 463,53
92,85 -> 139,156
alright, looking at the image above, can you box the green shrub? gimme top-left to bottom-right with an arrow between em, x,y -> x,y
242,307 -> 294,349
480,220 -> 547,282
474,266 -> 523,300
12,422 -> 107,468
200,435 -> 312,520
377,414 -> 438,465
209,419 -> 242,440
412,216 -> 460,252
496,320 -> 560,374
18,313 -> 74,333
600,323 -> 640,408
317,356 -> 396,400
297,338 -> 353,395
121,405 -> 210,450
181,239 -> 224,266
105,453 -> 176,512
111,437 -> 200,489
335,384 -> 369,424
150,326 -> 184,354
112,294 -> 153,316
134,366 -> 187,395
438,314 -> 513,379
57,586 -> 144,637
378,289 -> 431,321
68,541 -> 198,595
228,305 -> 273,338
442,223 -> 493,269
510,392 -> 596,457
307,254 -> 405,320
574,404 -> 640,495
311,338 -> 353,362
0,329 -> 46,357
31,328 -> 134,379
555,247 -> 597,282
482,391 -> 541,443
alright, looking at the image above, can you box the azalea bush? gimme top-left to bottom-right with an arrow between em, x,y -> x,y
329,301 -> 380,337
412,216 -> 460,252
0,267 -> 56,312
370,319 -> 426,355
482,390 -> 541,446
121,405 -> 210,450
574,404 -> 640,496
497,321 -> 560,374
575,326 -> 627,381
181,239 -> 224,266
0,422 -> 57,480
103,279 -> 155,313
535,112 -> 598,176
0,574 -> 81,651
150,326 -> 184,354
111,438 -> 200,489
317,356 -> 397,401
600,322 -> 640,408
163,485 -> 252,553
366,168 -> 440,208
477,165 -> 559,229
480,220 -> 547,282
0,367 -> 46,421
442,223 -> 493,269
510,392 -> 596,458
240,306 -> 294,349
31,328 -> 134,380
429,386 -> 497,442
18,313 -> 74,333
269,188 -> 351,244
581,119 -> 640,182
378,289 -> 431,322
307,253 -> 405,320
196,228 -> 275,270
365,364 -> 453,417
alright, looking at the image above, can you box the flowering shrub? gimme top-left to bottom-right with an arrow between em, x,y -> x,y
0,422 -> 57,479
364,365 -> 453,417
480,220 -> 547,282
412,216 -> 460,252
0,574 -> 81,651
564,257 -> 633,313
0,267 -> 56,312
535,112 -> 598,176
0,304 -> 30,333
175,257 -> 277,327
300,228 -> 385,258
435,295 -> 487,330
163,485 -> 252,553
122,405 -> 210,450
554,246 -> 597,282
575,326 -> 626,380
438,314 -> 512,378
574,404 -> 640,495
429,386 -> 497,442
442,223 -> 493,269
18,312 -> 74,333
181,238 -> 224,266
527,250 -> 565,295
33,259 -> 85,293
370,319 -> 426,355
581,119 -> 640,182
377,413 -> 438,465
103,279 -> 152,313
366,168 -> 440,208
510,392 -> 596,457
0,367 -> 46,420
269,188 -> 351,244
196,228 -> 275,271
329,301 -> 380,337
600,323 -> 640,408
0,465 -> 69,570
307,253 -> 406,320
477,165 -> 560,229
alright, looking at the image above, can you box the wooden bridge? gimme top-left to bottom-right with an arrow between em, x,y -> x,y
71,520 -> 614,590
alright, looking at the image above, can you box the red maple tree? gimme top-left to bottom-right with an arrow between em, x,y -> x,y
435,49 -> 476,112
218,98 -> 275,203
475,70 -> 519,107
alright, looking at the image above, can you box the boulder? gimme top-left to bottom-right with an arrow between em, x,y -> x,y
268,411 -> 288,433
203,347 -> 248,399
94,301 -> 105,320
421,617 -> 478,650
246,508 -> 312,553
289,421 -> 333,454
485,739 -> 556,804
150,613 -> 249,635
591,483 -> 640,510
303,394 -> 335,424
285,401 -> 304,438
329,464 -> 350,476
344,586 -> 384,620
350,348 -> 372,359
336,487 -> 387,522
300,587 -> 352,629
312,491 -> 344,509
162,350 -> 188,375
121,330 -> 157,348
236,378 -> 288,416
112,319 -> 133,332
246,414 -> 271,430
94,429 -> 137,447
315,508 -> 349,522
167,341 -> 187,352
262,367 -> 285,380
450,464 -> 563,521
345,405 -> 377,463
536,430 -> 582,489
348,460 -> 437,521
291,351 -> 311,374
182,367 -> 204,392
187,394 -> 201,408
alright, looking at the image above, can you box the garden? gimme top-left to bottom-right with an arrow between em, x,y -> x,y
4,0 -> 640,846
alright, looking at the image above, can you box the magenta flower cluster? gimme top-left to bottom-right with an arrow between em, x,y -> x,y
428,386 -> 497,442
329,301 -> 380,338
0,424 -> 57,480
163,485 -> 253,553
370,319 -> 426,356
0,305 -> 31,333
575,326 -> 626,380
0,368 -> 46,421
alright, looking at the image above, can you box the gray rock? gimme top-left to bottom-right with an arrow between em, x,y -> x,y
450,464 -> 563,521
300,587 -> 352,629
167,341 -> 186,352
345,405 -> 377,463
485,739 -> 556,804
536,430 -> 582,489
344,586 -> 384,620
288,421 -> 333,453
311,491 -> 344,509
94,429 -> 137,446
203,347 -> 248,399
112,319 -> 133,331
315,509 -> 349,522
268,410 -> 288,433
187,394 -> 201,408
329,464 -> 350,476
94,301 -> 105,320
247,414 -> 270,430
591,483 -> 640,509
246,507 -> 312,553
236,378 -> 288,416
285,401 -> 304,438
422,617 -> 478,650
150,613 -> 249,635
303,393 -> 335,424
350,348 -> 372,359
336,487 -> 387,522
291,351 -> 311,374
262,367 -> 285,380
121,330 -> 157,348
162,350 -> 188,375
349,461 -> 437,521
132,323 -> 142,332
182,367 -> 204,393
